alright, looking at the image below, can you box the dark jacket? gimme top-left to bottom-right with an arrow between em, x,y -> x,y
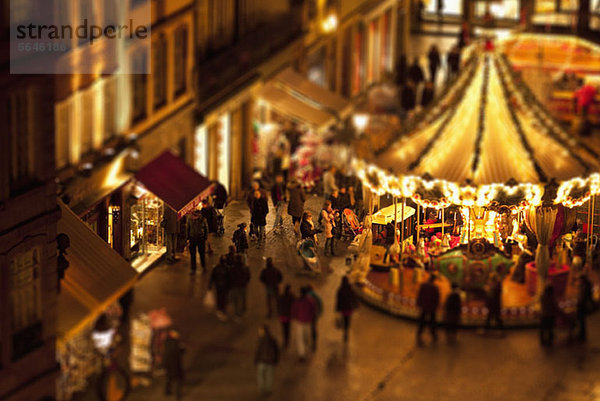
161,207 -> 179,234
300,219 -> 319,240
250,197 -> 269,227
270,182 -> 286,205
229,260 -> 250,289
338,193 -> 350,211
278,292 -> 295,318
417,281 -> 440,313
541,288 -> 559,318
578,276 -> 594,314
447,50 -> 461,73
384,222 -> 395,245
187,214 -> 209,240
246,187 -> 268,208
421,85 -> 435,107
427,49 -> 441,72
328,194 -> 340,211
209,262 -> 230,290
444,291 -> 461,323
201,206 -> 218,233
336,283 -> 358,312
486,281 -> 502,314
255,332 -> 279,365
212,182 -> 228,209
164,336 -> 184,379
232,227 -> 249,252
260,265 -> 283,290
401,85 -> 416,111
408,63 -> 425,84
287,181 -> 306,218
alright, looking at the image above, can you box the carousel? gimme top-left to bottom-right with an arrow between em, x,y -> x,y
350,39 -> 600,327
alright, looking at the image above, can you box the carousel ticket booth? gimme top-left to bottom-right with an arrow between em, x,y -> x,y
353,41 -> 600,326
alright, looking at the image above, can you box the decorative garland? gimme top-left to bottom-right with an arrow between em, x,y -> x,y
498,53 -> 598,166
493,54 -> 548,183
471,54 -> 490,175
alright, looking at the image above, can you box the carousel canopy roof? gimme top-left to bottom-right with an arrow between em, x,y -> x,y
355,46 -> 600,209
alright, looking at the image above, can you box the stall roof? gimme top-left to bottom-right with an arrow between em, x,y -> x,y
372,204 -> 416,226
259,67 -> 351,130
358,47 -> 600,208
57,201 -> 138,345
135,151 -> 214,219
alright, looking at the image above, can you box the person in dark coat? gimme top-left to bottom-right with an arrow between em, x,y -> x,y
287,179 -> 306,233
328,189 -> 341,211
211,180 -> 228,210
232,222 -> 249,258
444,283 -> 462,344
576,274 -> 594,342
250,190 -> 269,248
223,245 -> 236,268
421,81 -> 435,107
229,254 -> 251,318
540,283 -> 559,346
186,210 -> 209,274
246,181 -> 268,240
401,81 -> 417,113
427,45 -> 441,83
485,274 -> 503,332
338,187 -> 350,211
407,57 -> 425,86
260,257 -> 283,318
271,174 -> 287,231
416,274 -> 440,345
164,330 -> 184,399
447,45 -> 461,81
161,207 -> 179,263
336,276 -> 359,343
209,256 -> 231,321
278,285 -> 295,349
255,325 -> 280,395
201,198 -> 219,234
300,211 -> 320,242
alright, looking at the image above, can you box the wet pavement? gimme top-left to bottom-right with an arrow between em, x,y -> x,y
73,194 -> 600,401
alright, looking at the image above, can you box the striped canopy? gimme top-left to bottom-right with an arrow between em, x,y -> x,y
356,47 -> 600,209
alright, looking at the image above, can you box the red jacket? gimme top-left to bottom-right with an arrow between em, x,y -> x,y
291,296 -> 317,324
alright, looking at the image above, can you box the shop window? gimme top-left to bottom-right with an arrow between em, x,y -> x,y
80,89 -> 95,155
535,0 -> 579,12
153,35 -> 167,109
131,49 -> 148,123
174,27 -> 188,97
55,100 -> 72,169
593,0 -> 600,12
475,1 -> 520,19
130,192 -> 164,260
426,0 -> 463,15
7,90 -> 35,196
307,46 -> 327,88
10,247 -> 43,360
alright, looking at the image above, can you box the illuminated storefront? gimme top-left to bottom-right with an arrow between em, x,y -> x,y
129,187 -> 165,269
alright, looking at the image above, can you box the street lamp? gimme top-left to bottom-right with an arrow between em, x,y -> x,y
352,113 -> 369,135
321,12 -> 338,33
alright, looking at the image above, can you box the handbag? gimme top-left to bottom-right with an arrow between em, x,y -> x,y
203,290 -> 216,310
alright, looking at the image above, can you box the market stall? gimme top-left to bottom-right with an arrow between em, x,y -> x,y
352,40 -> 600,326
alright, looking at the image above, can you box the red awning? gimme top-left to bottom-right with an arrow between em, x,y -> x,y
135,151 -> 214,219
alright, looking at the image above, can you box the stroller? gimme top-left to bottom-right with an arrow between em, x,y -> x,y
340,208 -> 362,242
297,239 -> 321,275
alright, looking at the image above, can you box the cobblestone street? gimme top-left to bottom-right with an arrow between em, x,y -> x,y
73,196 -> 600,401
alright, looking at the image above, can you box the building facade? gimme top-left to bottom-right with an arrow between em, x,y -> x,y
0,2 -> 60,400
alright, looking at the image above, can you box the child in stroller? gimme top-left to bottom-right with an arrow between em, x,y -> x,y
340,208 -> 362,241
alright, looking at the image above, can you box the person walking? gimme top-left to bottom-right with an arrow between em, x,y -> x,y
444,283 -> 462,344
306,285 -> 323,351
186,210 -> 209,274
161,207 -> 179,264
224,245 -> 236,268
246,181 -> 268,240
278,285 -> 295,349
250,190 -> 269,249
232,222 -> 249,256
416,274 -> 440,345
427,45 -> 441,83
255,325 -> 280,396
321,200 -> 337,257
209,256 -> 231,321
540,283 -> 559,347
287,179 -> 306,234
576,274 -> 594,342
447,45 -> 461,82
485,274 -> 504,333
322,166 -> 339,200
407,57 -> 425,87
421,81 -> 435,107
291,287 -> 318,361
229,254 -> 251,320
271,174 -> 287,231
211,180 -> 228,211
260,257 -> 283,318
164,329 -> 185,399
336,276 -> 359,343
401,81 -> 417,114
